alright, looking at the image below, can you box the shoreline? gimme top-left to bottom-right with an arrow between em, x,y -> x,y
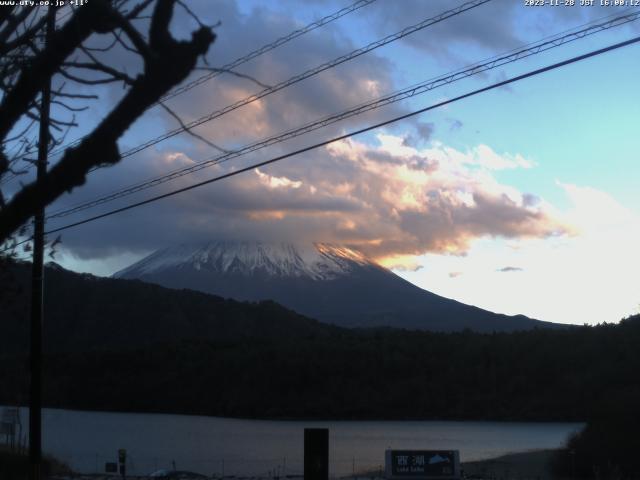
1,403 -> 586,424
461,449 -> 560,479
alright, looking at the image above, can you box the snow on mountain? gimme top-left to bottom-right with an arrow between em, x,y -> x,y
114,239 -> 558,332
114,240 -> 375,281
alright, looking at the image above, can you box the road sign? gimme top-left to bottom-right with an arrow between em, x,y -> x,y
385,450 -> 460,479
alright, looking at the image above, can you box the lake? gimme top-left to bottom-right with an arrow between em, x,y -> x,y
5,407 -> 583,477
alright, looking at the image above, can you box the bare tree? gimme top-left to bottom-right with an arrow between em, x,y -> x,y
0,0 -> 216,244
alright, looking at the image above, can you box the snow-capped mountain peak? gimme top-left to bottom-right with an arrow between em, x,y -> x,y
114,240 -> 377,281
113,239 -> 551,332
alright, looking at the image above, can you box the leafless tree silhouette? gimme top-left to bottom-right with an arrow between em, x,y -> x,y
0,0 -> 216,244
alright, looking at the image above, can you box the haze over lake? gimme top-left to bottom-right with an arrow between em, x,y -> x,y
9,407 -> 582,476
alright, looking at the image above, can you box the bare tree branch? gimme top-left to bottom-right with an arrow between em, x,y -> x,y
58,69 -> 127,85
83,34 -> 119,52
51,90 -> 99,100
0,7 -> 32,47
126,0 -> 156,20
113,12 -> 153,59
0,14 -> 48,57
0,6 -> 17,28
2,118 -> 37,144
194,66 -> 272,89
62,61 -> 136,85
113,28 -> 145,57
159,101 -> 229,154
50,100 -> 89,112
177,0 -> 209,29
0,0 -> 119,142
0,0 -> 216,243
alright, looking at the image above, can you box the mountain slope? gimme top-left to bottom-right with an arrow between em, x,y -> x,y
115,240 -> 559,332
0,261 -> 340,354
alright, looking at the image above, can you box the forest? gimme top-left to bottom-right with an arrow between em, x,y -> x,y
1,314 -> 639,422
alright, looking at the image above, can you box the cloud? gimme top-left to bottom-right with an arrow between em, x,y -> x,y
255,168 -> 302,190
366,0 -> 521,59
470,145 -> 534,170
402,122 -> 435,148
145,0 -> 403,157
36,0 -> 583,273
497,266 -> 523,273
150,0 -> 640,157
449,119 -> 463,132
50,131 -> 570,272
378,254 -> 424,271
361,0 -> 637,62
557,181 -> 635,232
401,184 -> 640,325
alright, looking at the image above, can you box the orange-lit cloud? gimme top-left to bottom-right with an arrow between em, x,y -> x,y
167,133 -> 570,269
55,129 -> 571,270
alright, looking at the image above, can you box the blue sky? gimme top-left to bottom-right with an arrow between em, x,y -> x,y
5,0 -> 640,325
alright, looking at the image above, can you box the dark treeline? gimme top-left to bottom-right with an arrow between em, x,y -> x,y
0,261 -> 341,355
1,316 -> 639,422
552,411 -> 640,480
0,447 -> 70,480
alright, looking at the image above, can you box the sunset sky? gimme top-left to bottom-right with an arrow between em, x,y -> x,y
5,0 -> 640,325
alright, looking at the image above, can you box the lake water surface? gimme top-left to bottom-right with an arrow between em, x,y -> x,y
7,407 -> 583,477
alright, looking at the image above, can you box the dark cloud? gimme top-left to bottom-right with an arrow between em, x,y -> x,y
357,0 -> 638,62
417,121 -> 435,139
403,121 -> 435,148
146,0 -> 403,154
49,133 -> 569,268
366,0 -> 521,61
36,0 -> 579,268
449,119 -> 463,132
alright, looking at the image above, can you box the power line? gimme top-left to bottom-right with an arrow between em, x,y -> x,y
112,0 -> 491,161
38,6 -> 639,212
28,34 -> 639,244
4,0 -> 484,185
5,0 -> 491,188
47,0 -> 378,158
160,0 -> 378,103
2,0 -> 379,178
46,10 -> 640,220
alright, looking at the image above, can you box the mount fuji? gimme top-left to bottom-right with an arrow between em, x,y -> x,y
114,240 -> 557,332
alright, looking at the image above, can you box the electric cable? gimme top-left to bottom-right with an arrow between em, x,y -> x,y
46,10 -> 640,220
7,33 -> 632,249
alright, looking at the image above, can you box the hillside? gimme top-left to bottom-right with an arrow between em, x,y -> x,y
0,260 -> 340,354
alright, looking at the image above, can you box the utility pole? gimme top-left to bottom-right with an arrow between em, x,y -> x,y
29,6 -> 55,480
